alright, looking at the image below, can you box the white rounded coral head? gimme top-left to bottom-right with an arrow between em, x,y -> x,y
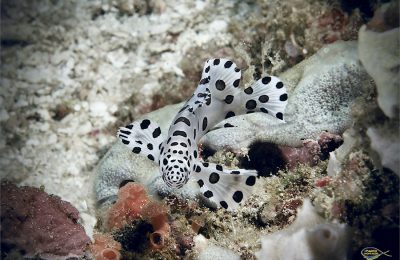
307,223 -> 350,259
255,199 -> 351,260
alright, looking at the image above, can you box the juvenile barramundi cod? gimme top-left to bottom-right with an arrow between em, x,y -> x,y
117,58 -> 288,210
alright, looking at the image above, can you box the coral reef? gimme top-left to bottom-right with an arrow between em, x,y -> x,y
99,183 -> 201,258
228,0 -> 362,75
367,126 -> 399,175
90,233 -> 122,260
202,41 -> 373,150
255,199 -> 350,260
277,131 -> 343,170
106,183 -> 170,237
0,182 -> 90,259
312,63 -> 399,257
358,1 -> 399,119
238,131 -> 342,177
279,139 -> 322,169
314,149 -> 399,258
95,40 -> 373,205
326,129 -> 358,177
1,0 -> 398,259
357,1 -> 399,176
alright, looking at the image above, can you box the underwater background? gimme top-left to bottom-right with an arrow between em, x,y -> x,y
0,0 -> 399,259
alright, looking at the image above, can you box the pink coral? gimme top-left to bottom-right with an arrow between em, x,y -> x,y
0,182 -> 90,259
90,233 -> 122,260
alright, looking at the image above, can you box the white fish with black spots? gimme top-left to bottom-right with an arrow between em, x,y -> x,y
117,58 -> 288,210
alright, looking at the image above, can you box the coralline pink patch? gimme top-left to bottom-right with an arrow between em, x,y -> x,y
315,176 -> 333,188
279,131 -> 343,170
317,131 -> 343,159
316,8 -> 349,43
0,182 -> 91,258
331,201 -> 345,219
280,139 -> 321,170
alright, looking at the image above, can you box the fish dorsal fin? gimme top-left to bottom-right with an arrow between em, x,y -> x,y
204,58 -> 242,101
191,161 -> 257,210
235,75 -> 288,120
189,58 -> 288,137
117,119 -> 163,162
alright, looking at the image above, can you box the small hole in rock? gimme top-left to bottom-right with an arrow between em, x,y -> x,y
119,179 -> 134,188
152,233 -> 162,245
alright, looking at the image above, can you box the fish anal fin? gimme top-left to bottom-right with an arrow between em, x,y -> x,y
192,162 -> 257,210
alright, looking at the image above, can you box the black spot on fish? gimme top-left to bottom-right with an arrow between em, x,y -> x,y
215,80 -> 226,91
173,131 -> 187,137
232,191 -> 243,203
140,119 -> 151,129
152,127 -> 161,138
262,76 -> 271,85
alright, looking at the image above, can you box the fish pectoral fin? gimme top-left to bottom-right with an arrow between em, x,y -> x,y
117,118 -> 163,163
192,162 -> 257,210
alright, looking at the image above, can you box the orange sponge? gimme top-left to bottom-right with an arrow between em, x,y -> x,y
105,183 -> 170,250
142,201 -> 170,250
106,183 -> 149,230
90,233 -> 121,260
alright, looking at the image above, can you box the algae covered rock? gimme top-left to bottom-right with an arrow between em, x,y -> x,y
0,182 -> 91,259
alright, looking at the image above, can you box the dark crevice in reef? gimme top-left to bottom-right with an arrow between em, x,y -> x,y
199,145 -> 216,160
113,220 -> 154,253
339,0 -> 391,19
119,179 -> 135,188
346,167 -> 400,259
240,141 -> 286,177
1,39 -> 30,47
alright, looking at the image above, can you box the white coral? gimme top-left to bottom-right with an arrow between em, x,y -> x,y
255,199 -> 350,260
367,126 -> 400,175
358,3 -> 400,119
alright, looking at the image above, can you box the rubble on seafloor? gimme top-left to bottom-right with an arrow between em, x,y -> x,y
0,0 -> 398,259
